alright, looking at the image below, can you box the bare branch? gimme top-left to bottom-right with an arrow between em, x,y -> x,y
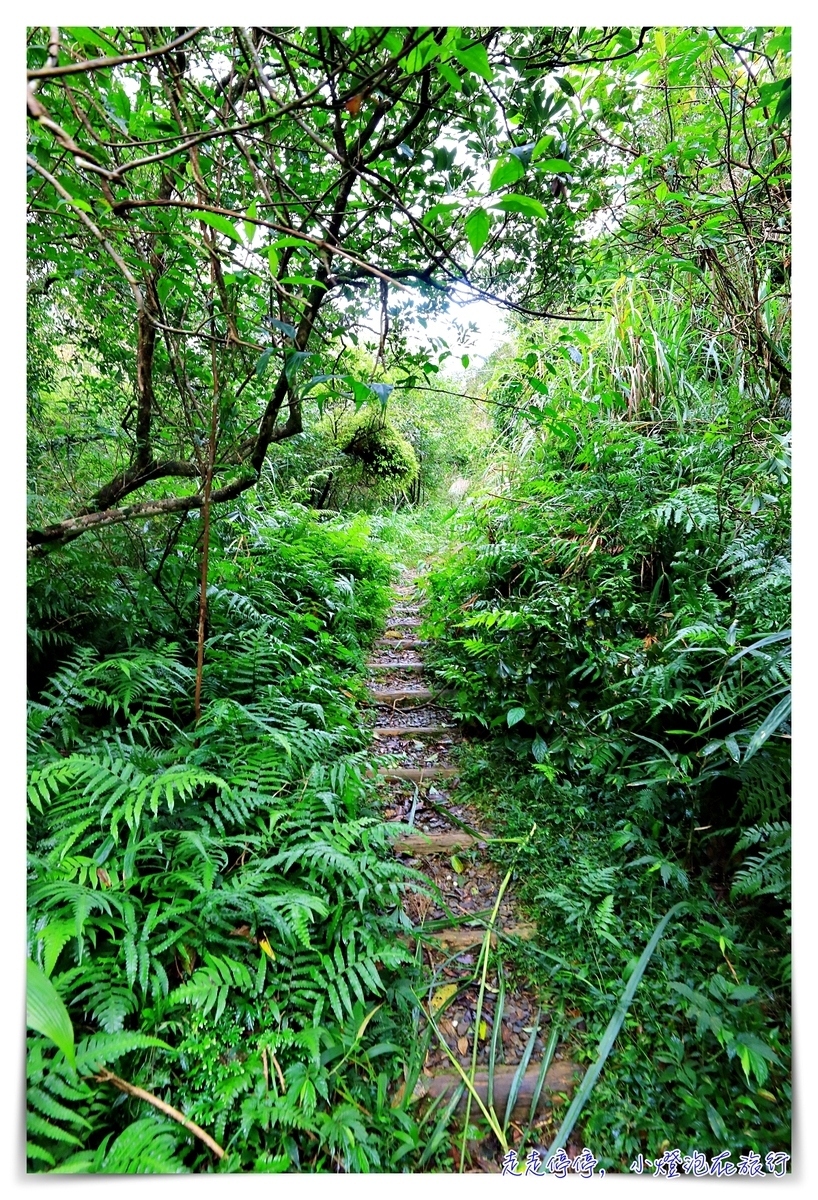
26,155 -> 145,311
27,26 -> 206,81
94,1069 -> 225,1160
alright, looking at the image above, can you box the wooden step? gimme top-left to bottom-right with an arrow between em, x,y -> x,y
392,830 -> 479,853
373,725 -> 454,737
378,766 -> 459,782
369,661 -> 425,672
370,688 -> 435,703
409,922 -> 537,949
413,1061 -> 578,1118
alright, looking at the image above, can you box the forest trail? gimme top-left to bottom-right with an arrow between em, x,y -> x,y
366,569 -> 579,1159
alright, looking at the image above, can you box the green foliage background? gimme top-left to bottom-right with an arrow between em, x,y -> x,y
27,22 -> 790,1175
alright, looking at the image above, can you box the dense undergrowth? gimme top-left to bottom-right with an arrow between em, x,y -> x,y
27,503 -> 449,1173
26,22 -> 790,1174
423,320 -> 791,1167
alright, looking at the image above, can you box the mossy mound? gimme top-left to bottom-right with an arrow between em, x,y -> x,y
336,412 -> 419,494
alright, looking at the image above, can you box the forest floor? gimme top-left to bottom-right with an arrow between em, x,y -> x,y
366,566 -> 581,1170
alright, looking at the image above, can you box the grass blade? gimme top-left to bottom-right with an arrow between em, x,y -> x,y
547,902 -> 686,1156
487,967 -> 506,1114
422,1004 -> 507,1148
419,1082 -> 466,1167
528,1020 -> 559,1128
503,1008 -> 540,1130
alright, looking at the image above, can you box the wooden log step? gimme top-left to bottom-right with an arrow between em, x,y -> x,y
413,1061 -> 578,1118
392,830 -> 479,853
409,922 -> 537,949
373,725 -> 454,737
378,767 -> 459,782
369,661 -> 425,672
370,688 -> 435,703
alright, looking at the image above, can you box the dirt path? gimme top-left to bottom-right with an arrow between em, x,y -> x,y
367,571 -> 579,1167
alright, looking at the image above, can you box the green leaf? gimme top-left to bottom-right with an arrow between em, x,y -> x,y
282,275 -> 326,290
267,247 -> 280,275
270,236 -> 313,250
451,855 -> 465,874
532,157 -> 572,173
774,78 -> 791,124
654,29 -> 667,57
255,347 -> 275,378
425,201 -> 461,225
465,207 -> 490,254
190,210 -> 242,243
27,959 -> 76,1069
349,378 -> 375,407
532,734 -> 549,763
243,200 -> 258,244
744,694 -> 791,762
269,318 -> 297,339
706,1102 -> 729,1142
437,61 -> 463,92
461,355 -> 470,369
284,349 -> 313,382
506,707 -> 526,727
555,76 -> 575,96
369,382 -> 393,406
453,44 -> 493,82
491,194 -> 548,220
489,154 -> 525,191
401,36 -> 441,74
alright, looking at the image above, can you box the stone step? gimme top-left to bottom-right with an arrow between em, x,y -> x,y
370,687 -> 435,703
378,766 -> 459,782
369,661 -> 425,672
386,617 -> 422,628
413,1061 -> 578,1119
392,829 -> 479,853
373,725 -> 455,737
375,637 -> 428,648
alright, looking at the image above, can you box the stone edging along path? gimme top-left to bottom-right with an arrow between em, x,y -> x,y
366,571 -> 580,1163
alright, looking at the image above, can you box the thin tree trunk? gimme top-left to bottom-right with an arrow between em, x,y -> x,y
194,338 -> 219,722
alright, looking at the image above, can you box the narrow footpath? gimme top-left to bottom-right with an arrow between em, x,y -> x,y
366,570 -> 579,1166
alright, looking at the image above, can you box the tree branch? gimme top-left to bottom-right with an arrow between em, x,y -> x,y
28,472 -> 258,555
27,26 -> 206,81
94,1068 -> 225,1160
26,156 -> 145,311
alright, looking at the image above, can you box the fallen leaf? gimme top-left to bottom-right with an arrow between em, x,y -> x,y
451,854 -> 465,874
457,1036 -> 469,1054
430,983 -> 458,1013
258,937 -> 276,959
479,1020 -> 488,1040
